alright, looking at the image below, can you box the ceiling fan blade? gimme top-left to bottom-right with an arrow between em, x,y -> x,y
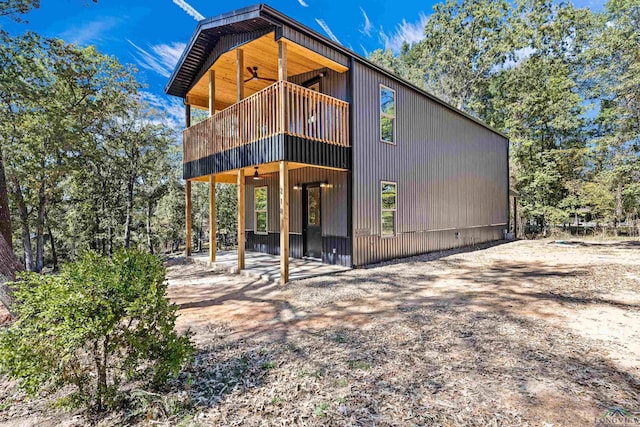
246,66 -> 254,75
244,77 -> 254,83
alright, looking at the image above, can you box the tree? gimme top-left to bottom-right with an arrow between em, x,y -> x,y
0,250 -> 194,412
0,34 -> 138,270
581,0 -> 640,232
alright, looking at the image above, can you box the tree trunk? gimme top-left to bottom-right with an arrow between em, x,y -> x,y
0,151 -> 12,250
124,174 -> 134,249
107,224 -> 113,257
11,178 -> 33,271
35,180 -> 46,272
146,201 -> 153,254
615,182 -> 622,237
47,222 -> 57,272
0,233 -> 22,317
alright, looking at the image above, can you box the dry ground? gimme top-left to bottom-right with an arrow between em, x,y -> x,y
1,239 -> 639,426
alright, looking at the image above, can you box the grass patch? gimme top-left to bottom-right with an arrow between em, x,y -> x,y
314,401 -> 329,417
347,360 -> 372,370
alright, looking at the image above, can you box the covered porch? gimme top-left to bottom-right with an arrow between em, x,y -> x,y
185,161 -> 350,285
179,20 -> 351,285
189,250 -> 350,282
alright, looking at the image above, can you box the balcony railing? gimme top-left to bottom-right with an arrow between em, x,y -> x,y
183,80 -> 350,164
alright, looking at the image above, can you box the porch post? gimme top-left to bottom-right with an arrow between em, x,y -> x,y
209,175 -> 216,263
208,70 -> 215,116
237,169 -> 245,271
279,161 -> 289,284
236,49 -> 244,102
278,40 -> 287,81
278,41 -> 287,134
185,180 -> 192,256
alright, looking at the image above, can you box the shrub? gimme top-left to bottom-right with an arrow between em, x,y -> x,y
0,250 -> 194,412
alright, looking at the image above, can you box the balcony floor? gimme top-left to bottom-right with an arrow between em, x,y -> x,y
189,250 -> 350,282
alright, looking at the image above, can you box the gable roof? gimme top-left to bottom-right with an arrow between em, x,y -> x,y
165,4 -> 508,139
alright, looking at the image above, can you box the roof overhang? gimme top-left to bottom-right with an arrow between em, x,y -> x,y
165,5 -> 275,98
166,3 -> 509,140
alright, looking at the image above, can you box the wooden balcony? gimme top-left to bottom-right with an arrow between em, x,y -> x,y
183,80 -> 350,174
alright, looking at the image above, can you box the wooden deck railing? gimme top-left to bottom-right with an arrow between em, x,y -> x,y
183,80 -> 349,163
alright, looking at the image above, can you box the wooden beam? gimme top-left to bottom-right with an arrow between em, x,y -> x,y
279,161 -> 289,284
185,103 -> 191,128
208,70 -> 215,117
185,180 -> 192,257
278,41 -> 287,134
236,48 -> 244,102
209,175 -> 216,263
280,38 -> 349,73
237,169 -> 245,271
278,40 -> 287,81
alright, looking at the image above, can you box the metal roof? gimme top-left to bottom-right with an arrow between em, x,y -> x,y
165,4 -> 508,139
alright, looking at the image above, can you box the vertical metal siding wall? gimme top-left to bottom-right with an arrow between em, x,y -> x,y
288,69 -> 348,102
351,62 -> 509,266
280,25 -> 350,68
245,167 -> 348,237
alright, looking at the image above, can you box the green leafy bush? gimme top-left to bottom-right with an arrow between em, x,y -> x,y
0,250 -> 194,412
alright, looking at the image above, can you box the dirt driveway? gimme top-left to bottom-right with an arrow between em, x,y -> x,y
166,239 -> 640,426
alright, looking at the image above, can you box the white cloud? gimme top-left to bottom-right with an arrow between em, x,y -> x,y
359,7 -> 372,37
298,0 -> 309,7
128,40 -> 186,78
360,44 -> 370,57
315,18 -> 341,44
380,13 -> 428,53
141,91 -> 185,131
59,16 -> 122,45
172,0 -> 205,21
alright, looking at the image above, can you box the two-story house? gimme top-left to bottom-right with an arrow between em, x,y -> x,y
165,4 -> 509,283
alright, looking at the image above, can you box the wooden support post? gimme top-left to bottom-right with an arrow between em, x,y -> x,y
208,70 -> 215,117
185,103 -> 191,128
185,180 -> 192,256
209,175 -> 216,263
278,40 -> 287,81
279,161 -> 289,284
236,49 -> 244,102
278,41 -> 287,134
237,169 -> 245,271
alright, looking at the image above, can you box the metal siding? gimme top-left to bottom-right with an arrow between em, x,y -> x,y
280,25 -> 350,67
351,62 -> 509,266
288,69 -> 348,101
245,167 -> 348,237
183,136 -> 351,180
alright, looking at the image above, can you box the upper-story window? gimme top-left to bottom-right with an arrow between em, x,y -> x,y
254,187 -> 268,234
380,85 -> 396,144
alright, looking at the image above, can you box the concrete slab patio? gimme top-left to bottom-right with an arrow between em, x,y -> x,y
189,250 -> 350,282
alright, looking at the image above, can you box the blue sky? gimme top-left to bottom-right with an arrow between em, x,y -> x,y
3,0 -> 606,127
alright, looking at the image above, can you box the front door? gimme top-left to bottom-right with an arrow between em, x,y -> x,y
303,184 -> 322,259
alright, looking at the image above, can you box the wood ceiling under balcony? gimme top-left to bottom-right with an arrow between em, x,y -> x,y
186,32 -> 349,111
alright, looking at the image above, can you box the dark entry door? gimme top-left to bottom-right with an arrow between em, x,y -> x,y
303,184 -> 322,259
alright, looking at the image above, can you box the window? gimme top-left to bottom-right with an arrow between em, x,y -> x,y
307,186 -> 320,226
254,187 -> 268,234
380,85 -> 396,144
381,181 -> 397,236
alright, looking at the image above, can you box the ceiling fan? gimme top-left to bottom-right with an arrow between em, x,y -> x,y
244,66 -> 277,83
